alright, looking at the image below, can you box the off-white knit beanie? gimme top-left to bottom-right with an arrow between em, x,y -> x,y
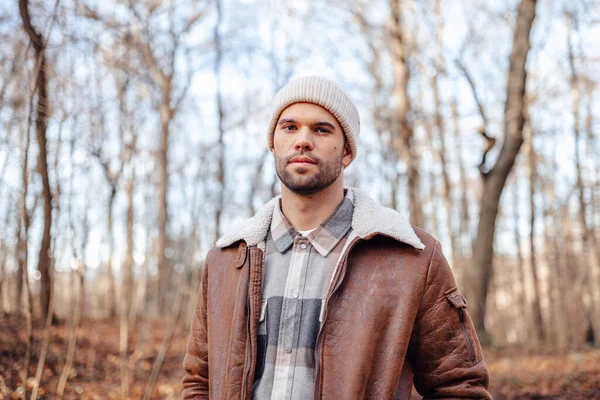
267,76 -> 360,164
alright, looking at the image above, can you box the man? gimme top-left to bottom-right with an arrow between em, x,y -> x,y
183,76 -> 491,399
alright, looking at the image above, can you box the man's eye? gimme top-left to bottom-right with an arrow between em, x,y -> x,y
316,128 -> 331,134
283,125 -> 296,131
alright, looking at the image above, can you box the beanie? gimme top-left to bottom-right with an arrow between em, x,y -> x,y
267,76 -> 360,164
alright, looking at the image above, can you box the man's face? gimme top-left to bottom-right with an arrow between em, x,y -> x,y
273,103 -> 352,196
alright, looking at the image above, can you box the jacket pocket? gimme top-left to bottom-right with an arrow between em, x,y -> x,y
445,287 -> 481,365
255,299 -> 268,381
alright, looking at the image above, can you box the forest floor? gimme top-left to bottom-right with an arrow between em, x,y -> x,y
1,313 -> 599,399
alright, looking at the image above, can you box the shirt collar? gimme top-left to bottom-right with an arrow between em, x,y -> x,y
270,190 -> 354,257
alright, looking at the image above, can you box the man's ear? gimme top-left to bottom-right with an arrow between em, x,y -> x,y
342,142 -> 352,168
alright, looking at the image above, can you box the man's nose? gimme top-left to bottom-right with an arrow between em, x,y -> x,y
294,127 -> 313,151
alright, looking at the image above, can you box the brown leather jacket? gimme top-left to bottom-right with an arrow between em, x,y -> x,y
183,189 -> 491,399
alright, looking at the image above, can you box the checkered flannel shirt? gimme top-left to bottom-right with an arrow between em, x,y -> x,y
251,190 -> 354,400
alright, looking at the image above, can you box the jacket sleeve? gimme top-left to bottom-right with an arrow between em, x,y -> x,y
182,263 -> 210,400
408,240 -> 492,399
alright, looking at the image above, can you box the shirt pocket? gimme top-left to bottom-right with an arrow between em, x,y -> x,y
255,299 -> 268,381
444,287 -> 483,365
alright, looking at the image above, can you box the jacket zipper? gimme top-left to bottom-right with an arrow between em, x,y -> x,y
458,308 -> 476,364
313,237 -> 360,399
241,245 -> 254,400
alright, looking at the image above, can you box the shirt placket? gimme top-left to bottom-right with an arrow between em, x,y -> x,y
271,236 -> 310,400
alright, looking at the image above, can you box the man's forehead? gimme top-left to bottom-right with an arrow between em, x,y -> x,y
278,102 -> 339,122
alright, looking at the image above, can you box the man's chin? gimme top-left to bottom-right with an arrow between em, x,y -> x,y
287,164 -> 317,174
285,186 -> 322,196
280,176 -> 318,194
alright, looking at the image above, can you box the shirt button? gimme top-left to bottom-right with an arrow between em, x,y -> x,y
285,347 -> 292,354
292,292 -> 299,299
300,243 -> 307,250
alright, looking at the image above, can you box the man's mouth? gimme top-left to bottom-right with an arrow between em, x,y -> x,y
289,155 -> 316,165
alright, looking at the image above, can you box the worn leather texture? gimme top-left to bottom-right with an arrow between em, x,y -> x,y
182,228 -> 491,400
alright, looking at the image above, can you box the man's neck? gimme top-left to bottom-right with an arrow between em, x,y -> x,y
280,181 -> 345,232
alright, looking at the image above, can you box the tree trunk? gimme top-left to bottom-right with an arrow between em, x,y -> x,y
541,137 -> 566,350
120,176 -> 134,397
431,0 -> 457,266
451,98 -> 470,261
106,188 -> 117,318
432,75 -> 457,264
157,90 -> 172,312
0,242 -> 6,312
563,208 -> 588,349
0,160 -> 9,312
388,0 -> 423,227
469,0 -> 538,344
418,84 -> 439,236
510,170 -> 530,344
214,0 -> 225,241
587,94 -> 600,315
19,0 -> 54,322
585,86 -> 600,283
16,105 -> 33,397
526,120 -> 545,343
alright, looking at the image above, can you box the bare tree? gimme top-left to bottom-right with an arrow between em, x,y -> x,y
120,174 -> 135,397
214,0 -> 226,241
428,0 -> 457,265
469,0 -> 538,343
0,43 -> 26,311
541,128 -> 569,351
430,74 -> 456,251
566,10 -> 600,342
92,134 -> 124,318
19,0 -> 54,322
0,201 -> 12,312
525,104 -> 545,343
388,0 -> 424,227
351,6 -> 395,209
16,104 -> 34,399
119,106 -> 137,396
450,97 -> 471,261
584,81 -> 599,275
510,166 -> 529,343
80,0 -> 205,312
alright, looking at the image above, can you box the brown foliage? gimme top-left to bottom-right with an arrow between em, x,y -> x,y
0,314 -> 187,399
2,315 -> 599,399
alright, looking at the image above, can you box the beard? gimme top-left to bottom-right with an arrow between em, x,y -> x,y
275,150 -> 344,196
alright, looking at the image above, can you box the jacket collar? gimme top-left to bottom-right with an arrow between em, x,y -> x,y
215,187 -> 425,250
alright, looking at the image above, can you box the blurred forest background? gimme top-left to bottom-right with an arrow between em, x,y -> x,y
1,0 -> 600,398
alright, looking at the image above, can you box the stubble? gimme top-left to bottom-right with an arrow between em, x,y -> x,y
275,151 -> 343,196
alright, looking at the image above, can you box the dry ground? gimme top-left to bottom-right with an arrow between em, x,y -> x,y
1,314 -> 599,399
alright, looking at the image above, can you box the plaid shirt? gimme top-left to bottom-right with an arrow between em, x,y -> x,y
252,190 -> 354,400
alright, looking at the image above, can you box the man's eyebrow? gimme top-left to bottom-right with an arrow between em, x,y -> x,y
278,118 -> 296,126
314,121 -> 336,130
277,119 -> 337,130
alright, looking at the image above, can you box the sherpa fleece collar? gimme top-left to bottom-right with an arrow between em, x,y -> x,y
215,188 -> 425,250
